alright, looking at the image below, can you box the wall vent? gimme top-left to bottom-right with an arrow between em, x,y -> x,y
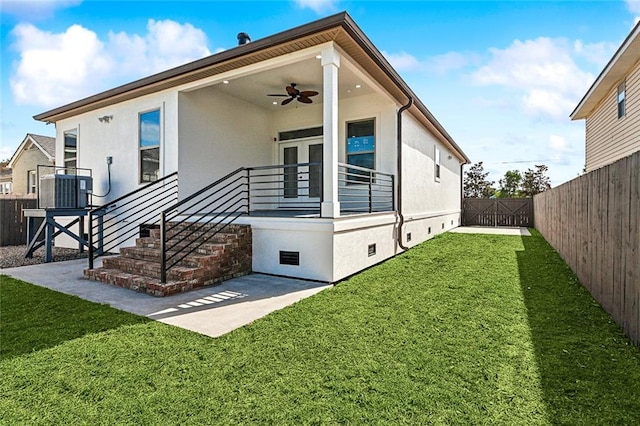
368,243 -> 376,257
407,232 -> 412,242
279,251 -> 300,266
428,227 -> 431,234
442,223 -> 445,229
451,220 -> 454,225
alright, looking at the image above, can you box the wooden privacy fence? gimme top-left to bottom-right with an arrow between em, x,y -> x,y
0,196 -> 37,246
463,198 -> 534,227
534,151 -> 640,346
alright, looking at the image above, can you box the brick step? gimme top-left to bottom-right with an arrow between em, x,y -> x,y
134,237 -> 234,255
84,267 -> 203,297
120,246 -> 227,268
102,256 -> 203,282
150,223 -> 250,240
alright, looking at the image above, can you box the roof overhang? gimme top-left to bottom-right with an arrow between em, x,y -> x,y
7,134 -> 54,168
34,11 -> 469,163
571,21 -> 640,120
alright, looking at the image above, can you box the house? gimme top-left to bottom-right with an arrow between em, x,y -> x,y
6,133 -> 56,195
571,20 -> 640,172
0,166 -> 11,194
33,12 -> 469,293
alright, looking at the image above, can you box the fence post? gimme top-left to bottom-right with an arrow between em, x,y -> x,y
160,211 -> 167,284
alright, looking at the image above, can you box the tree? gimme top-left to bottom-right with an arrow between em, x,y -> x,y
498,170 -> 522,198
521,165 -> 551,197
463,162 -> 495,198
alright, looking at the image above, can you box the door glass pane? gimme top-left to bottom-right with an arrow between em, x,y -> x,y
283,146 -> 298,198
308,144 -> 323,198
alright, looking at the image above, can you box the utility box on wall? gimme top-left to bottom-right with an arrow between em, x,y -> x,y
39,174 -> 93,209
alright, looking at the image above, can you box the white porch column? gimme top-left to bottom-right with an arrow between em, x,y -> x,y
321,46 -> 340,218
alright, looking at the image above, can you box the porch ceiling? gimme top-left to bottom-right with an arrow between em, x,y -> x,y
211,57 -> 376,109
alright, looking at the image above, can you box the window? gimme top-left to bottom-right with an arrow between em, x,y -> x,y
1,182 -> 11,194
346,119 -> 375,182
139,109 -> 161,183
64,129 -> 77,173
27,170 -> 36,194
434,146 -> 441,181
618,81 -> 626,119
279,126 -> 323,141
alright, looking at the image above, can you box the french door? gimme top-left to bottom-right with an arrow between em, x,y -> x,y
279,138 -> 323,205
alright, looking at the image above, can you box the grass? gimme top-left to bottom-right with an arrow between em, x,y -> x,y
1,230 -> 639,424
0,277 -> 149,360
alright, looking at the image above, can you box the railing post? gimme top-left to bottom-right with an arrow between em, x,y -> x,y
246,168 -> 251,215
88,211 -> 94,269
97,210 -> 104,256
391,175 -> 396,211
369,171 -> 373,213
160,211 -> 167,283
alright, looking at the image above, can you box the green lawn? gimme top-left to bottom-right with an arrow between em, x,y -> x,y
1,230 -> 639,425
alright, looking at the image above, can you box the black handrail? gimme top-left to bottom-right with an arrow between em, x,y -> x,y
88,173 -> 178,269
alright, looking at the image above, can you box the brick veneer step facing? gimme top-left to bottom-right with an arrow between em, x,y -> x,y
84,223 -> 251,297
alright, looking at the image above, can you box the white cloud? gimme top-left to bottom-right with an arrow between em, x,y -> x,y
10,23 -> 111,107
294,0 -> 339,14
549,134 -> 573,153
626,0 -> 640,14
426,51 -> 470,74
382,51 -> 422,71
9,20 -> 211,108
109,19 -> 211,75
0,0 -> 81,19
472,37 -> 594,120
573,40 -> 617,67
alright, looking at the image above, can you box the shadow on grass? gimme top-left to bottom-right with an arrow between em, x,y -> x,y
0,275 -> 149,361
517,232 -> 640,424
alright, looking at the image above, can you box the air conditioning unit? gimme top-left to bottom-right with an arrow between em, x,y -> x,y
39,174 -> 93,209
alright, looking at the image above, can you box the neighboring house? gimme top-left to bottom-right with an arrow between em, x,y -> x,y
6,133 -> 56,195
571,20 -> 640,172
33,12 -> 469,287
0,169 -> 11,194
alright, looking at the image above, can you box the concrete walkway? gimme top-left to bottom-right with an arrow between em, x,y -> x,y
1,258 -> 331,338
449,226 -> 531,236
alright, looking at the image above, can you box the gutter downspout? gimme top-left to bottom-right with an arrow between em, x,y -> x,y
396,96 -> 413,251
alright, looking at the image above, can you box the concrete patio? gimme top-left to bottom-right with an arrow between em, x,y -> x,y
2,258 -> 331,338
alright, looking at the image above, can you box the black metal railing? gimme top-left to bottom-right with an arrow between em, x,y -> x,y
247,162 -> 323,214
338,162 -> 395,214
88,172 -> 178,268
87,161 -> 394,283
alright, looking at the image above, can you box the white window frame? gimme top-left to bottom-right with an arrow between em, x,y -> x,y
27,170 -> 37,194
434,146 -> 441,182
617,80 -> 626,119
139,108 -> 161,183
63,128 -> 78,173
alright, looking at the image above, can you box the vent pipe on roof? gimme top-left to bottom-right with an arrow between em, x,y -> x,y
237,32 -> 251,45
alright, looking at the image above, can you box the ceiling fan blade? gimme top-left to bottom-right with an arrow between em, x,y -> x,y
299,91 -> 318,97
281,97 -> 294,105
286,85 -> 298,96
297,96 -> 313,104
267,94 -> 288,97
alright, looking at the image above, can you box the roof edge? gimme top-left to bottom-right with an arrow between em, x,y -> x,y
7,133 -> 54,168
34,12 -> 350,122
571,20 -> 640,120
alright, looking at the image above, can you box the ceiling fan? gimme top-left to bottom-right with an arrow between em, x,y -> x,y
268,83 -> 319,105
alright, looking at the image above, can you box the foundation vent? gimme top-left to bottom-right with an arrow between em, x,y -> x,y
368,244 -> 376,257
407,232 -> 412,242
279,251 -> 300,266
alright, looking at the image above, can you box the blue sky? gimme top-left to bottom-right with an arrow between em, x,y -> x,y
1,0 -> 639,186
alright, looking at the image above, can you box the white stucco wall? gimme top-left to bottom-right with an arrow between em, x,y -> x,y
401,113 -> 462,215
177,88 -> 273,199
54,89 -> 179,204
